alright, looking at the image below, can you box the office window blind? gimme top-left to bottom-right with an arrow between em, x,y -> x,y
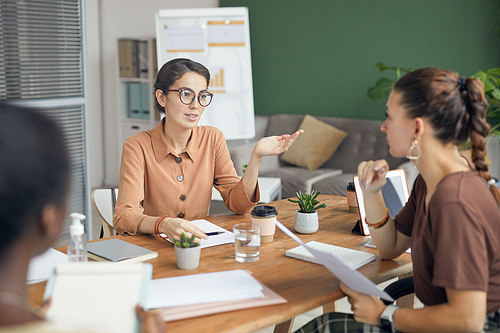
0,0 -> 83,99
0,0 -> 89,240
43,106 -> 87,239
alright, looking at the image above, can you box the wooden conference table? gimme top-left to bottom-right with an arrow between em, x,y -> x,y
28,195 -> 412,333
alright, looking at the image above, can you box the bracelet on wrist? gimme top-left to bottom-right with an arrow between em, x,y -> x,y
154,215 -> 169,241
365,208 -> 390,229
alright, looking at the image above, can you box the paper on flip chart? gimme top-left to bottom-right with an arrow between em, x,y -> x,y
160,219 -> 234,249
147,269 -> 264,309
275,221 -> 394,302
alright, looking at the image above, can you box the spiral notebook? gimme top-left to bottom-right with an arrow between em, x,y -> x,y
285,241 -> 376,270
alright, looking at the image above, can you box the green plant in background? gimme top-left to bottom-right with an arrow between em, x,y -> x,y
472,68 -> 500,136
288,190 -> 327,213
173,232 -> 200,248
367,63 -> 500,137
242,164 -> 247,174
367,62 -> 413,102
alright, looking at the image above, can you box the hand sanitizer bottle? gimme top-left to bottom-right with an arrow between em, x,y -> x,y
67,213 -> 88,262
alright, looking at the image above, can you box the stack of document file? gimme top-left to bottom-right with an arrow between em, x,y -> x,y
147,270 -> 286,321
147,270 -> 263,308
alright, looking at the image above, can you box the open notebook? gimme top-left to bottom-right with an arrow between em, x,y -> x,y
286,241 -> 375,270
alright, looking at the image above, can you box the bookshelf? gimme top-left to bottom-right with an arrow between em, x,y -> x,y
117,38 -> 160,156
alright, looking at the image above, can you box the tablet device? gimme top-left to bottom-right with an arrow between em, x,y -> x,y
353,169 -> 410,236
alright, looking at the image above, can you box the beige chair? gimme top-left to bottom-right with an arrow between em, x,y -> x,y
91,188 -> 118,238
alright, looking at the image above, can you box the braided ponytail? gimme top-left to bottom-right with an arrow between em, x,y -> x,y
463,77 -> 500,205
394,68 -> 500,206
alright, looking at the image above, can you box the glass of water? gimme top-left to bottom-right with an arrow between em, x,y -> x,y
233,223 -> 261,263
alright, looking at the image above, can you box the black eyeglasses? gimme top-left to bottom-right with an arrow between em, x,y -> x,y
168,87 -> 213,107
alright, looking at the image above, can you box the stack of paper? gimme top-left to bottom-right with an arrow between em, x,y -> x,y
147,270 -> 263,309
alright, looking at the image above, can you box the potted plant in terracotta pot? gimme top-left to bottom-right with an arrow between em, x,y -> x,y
174,232 -> 201,270
288,190 -> 327,234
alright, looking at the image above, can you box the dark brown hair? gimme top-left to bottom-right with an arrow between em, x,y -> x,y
393,67 -> 500,204
0,103 -> 70,254
153,58 -> 211,114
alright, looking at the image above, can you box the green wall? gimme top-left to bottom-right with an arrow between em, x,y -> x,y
220,0 -> 500,120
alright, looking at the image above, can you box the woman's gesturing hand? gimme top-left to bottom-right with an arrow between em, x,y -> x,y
253,130 -> 304,158
357,160 -> 389,194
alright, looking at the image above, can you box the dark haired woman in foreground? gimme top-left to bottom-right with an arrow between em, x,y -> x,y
114,58 -> 302,242
0,104 -> 163,332
296,68 -> 500,333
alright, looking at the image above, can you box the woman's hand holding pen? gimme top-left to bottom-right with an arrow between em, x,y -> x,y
159,217 -> 208,243
357,159 -> 389,194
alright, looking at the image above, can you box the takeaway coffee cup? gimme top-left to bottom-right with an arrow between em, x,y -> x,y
251,205 -> 278,243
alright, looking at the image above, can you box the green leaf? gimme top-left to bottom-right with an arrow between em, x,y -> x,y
189,234 -> 196,243
491,89 -> 500,101
473,68 -> 500,93
375,62 -> 389,72
313,203 -> 327,211
367,77 -> 395,101
311,191 -> 319,200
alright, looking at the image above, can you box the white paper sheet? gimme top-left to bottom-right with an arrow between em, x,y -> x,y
27,247 -> 68,284
276,221 -> 394,302
161,219 -> 234,249
147,269 -> 263,309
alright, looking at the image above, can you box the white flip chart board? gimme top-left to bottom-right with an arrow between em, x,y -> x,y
155,7 -> 255,140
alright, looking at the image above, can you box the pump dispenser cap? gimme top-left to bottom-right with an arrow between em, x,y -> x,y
69,213 -> 86,236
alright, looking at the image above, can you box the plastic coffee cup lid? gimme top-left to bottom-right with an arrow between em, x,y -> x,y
251,205 -> 277,217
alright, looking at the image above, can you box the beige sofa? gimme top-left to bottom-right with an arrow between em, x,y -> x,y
229,114 -> 419,199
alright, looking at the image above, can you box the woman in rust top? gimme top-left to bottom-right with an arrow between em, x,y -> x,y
297,68 -> 500,333
114,58 -> 302,242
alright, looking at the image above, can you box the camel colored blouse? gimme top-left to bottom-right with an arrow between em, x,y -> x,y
114,119 -> 259,235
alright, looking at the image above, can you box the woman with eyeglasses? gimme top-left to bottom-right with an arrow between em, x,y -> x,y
295,68 -> 500,333
114,58 -> 302,242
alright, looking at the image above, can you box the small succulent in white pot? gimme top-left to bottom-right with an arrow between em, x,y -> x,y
288,190 -> 327,234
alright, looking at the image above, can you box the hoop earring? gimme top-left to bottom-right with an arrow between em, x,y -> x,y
406,139 -> 421,166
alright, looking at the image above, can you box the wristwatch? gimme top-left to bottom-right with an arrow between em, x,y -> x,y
380,305 -> 399,333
